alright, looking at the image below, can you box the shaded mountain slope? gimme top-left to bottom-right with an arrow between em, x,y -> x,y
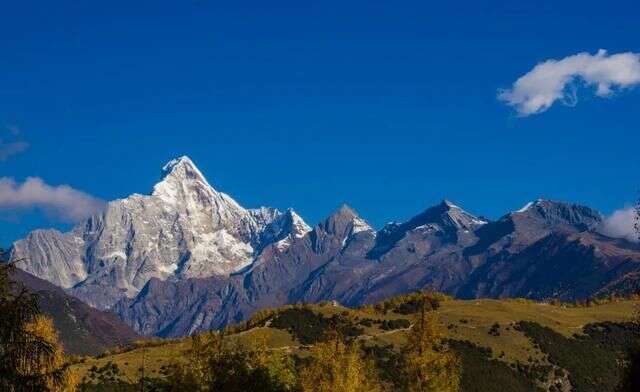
12,268 -> 139,355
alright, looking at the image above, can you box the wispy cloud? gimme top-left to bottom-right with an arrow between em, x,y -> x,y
498,49 -> 640,116
0,124 -> 29,161
598,206 -> 638,242
0,177 -> 106,222
0,141 -> 29,161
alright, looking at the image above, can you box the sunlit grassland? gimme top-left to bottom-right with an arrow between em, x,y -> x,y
72,297 -> 640,381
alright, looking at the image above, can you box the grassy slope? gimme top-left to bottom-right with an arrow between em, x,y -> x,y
72,298 -> 639,381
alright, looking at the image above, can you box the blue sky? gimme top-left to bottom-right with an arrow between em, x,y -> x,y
1,0 -> 639,245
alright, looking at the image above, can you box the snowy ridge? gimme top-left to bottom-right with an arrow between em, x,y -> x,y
290,210 -> 312,237
516,201 -> 535,213
12,156 -> 310,310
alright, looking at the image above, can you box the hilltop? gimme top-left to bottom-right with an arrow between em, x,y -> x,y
73,294 -> 640,392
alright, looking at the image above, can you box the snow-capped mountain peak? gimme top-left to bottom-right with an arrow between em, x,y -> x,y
151,156 -> 248,228
157,156 -> 215,194
154,156 -> 227,200
423,200 -> 488,230
161,155 -> 205,179
12,156 -> 304,310
319,204 -> 375,246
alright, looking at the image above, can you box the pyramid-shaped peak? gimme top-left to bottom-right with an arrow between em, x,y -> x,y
162,155 -> 201,176
283,208 -> 312,237
319,204 -> 373,236
162,155 -> 193,170
158,156 -> 212,187
329,204 -> 371,225
285,208 -> 307,223
335,203 -> 358,217
151,155 -> 238,209
406,199 -> 487,231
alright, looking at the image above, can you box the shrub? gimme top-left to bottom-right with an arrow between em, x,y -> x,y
380,319 -> 411,331
269,308 -> 363,344
515,321 -> 638,392
447,340 -> 543,392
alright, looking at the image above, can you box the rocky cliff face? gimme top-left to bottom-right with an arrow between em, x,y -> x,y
11,156 -> 307,309
11,157 -> 640,337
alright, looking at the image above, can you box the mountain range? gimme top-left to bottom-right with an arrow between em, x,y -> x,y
9,156 -> 640,337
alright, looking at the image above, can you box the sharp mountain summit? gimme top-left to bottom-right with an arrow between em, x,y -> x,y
10,156 -> 640,337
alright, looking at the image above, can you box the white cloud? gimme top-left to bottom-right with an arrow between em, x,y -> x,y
599,206 -> 638,242
498,49 -> 640,116
0,177 -> 105,222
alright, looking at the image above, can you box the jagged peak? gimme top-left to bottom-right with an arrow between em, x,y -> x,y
514,198 -> 551,213
508,198 -> 603,229
151,156 -> 247,215
333,204 -> 372,227
399,200 -> 487,233
283,208 -> 312,237
285,208 -> 308,223
319,204 -> 374,237
512,199 -> 593,214
159,156 -> 211,187
335,203 -> 358,218
162,155 -> 193,172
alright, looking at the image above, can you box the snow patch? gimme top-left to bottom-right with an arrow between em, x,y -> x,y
470,217 -> 488,225
516,201 -> 535,213
104,251 -> 127,260
275,237 -> 292,251
443,200 -> 462,209
158,263 -> 179,274
291,211 -> 312,237
192,230 -> 254,261
351,216 -> 374,234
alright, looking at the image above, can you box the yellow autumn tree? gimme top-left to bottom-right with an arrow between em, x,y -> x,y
22,315 -> 78,392
401,295 -> 460,392
299,334 -> 386,392
0,256 -> 77,392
